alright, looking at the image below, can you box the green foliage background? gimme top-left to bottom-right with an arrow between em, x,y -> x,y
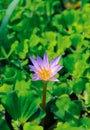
0,0 -> 90,130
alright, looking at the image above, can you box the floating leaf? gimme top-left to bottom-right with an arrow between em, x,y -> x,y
1,90 -> 40,125
23,123 -> 43,130
55,122 -> 85,130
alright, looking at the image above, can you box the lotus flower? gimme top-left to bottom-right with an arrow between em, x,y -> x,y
29,53 -> 63,82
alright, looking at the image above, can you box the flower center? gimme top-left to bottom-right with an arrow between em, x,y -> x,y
37,68 -> 51,81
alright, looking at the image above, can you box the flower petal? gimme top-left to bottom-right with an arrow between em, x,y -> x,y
28,65 -> 37,72
30,56 -> 40,69
49,77 -> 59,82
50,55 -> 61,67
37,56 -> 44,69
37,56 -> 43,65
51,65 -> 63,76
32,73 -> 40,81
43,53 -> 49,69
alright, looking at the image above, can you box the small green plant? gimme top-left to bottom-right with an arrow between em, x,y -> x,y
0,0 -> 90,130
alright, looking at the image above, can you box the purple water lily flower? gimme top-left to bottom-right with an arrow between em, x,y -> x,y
29,53 -> 63,82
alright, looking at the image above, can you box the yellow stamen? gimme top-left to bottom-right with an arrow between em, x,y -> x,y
37,68 -> 51,81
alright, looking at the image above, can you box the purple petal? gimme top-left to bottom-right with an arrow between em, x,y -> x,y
50,55 -> 61,67
51,65 -> 63,76
43,53 -> 49,69
37,56 -> 43,65
37,56 -> 44,69
32,73 -> 40,81
49,77 -> 59,82
30,56 -> 40,69
28,65 -> 37,72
